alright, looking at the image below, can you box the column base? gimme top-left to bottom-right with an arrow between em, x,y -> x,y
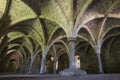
99,71 -> 104,74
27,71 -> 32,74
59,68 -> 87,77
39,72 -> 46,75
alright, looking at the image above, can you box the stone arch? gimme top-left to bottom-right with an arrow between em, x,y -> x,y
57,52 -> 69,73
6,59 -> 18,72
76,37 -> 99,73
101,28 -> 120,73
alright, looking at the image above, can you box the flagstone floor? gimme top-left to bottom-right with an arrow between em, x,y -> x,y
0,74 -> 120,80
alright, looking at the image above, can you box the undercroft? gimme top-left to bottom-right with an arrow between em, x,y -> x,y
0,0 -> 120,75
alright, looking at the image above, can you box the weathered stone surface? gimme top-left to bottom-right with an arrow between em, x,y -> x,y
59,69 -> 87,77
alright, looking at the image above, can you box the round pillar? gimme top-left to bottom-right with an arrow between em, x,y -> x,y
68,37 -> 76,69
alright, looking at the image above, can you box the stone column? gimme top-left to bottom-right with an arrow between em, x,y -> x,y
68,37 -> 76,69
96,45 -> 104,73
53,61 -> 56,74
40,54 -> 46,74
28,57 -> 34,73
59,37 -> 87,76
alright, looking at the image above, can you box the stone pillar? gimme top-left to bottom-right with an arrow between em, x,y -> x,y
59,37 -> 87,76
28,57 -> 34,73
96,45 -> 104,73
68,37 -> 76,69
40,54 -> 46,74
53,61 -> 56,74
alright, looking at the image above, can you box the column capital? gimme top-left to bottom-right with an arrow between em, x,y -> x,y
68,37 -> 76,42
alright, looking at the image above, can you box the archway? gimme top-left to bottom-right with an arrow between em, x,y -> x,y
102,35 -> 120,73
57,53 -> 69,73
6,59 -> 18,72
76,37 -> 99,73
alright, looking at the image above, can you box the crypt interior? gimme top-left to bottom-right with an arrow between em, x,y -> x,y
0,0 -> 120,75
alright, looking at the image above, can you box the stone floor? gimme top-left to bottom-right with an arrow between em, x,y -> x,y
0,74 -> 120,80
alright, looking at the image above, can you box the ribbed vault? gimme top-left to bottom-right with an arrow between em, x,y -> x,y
0,0 -> 120,74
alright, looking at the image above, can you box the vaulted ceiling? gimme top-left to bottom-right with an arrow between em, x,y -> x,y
0,0 -> 120,73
